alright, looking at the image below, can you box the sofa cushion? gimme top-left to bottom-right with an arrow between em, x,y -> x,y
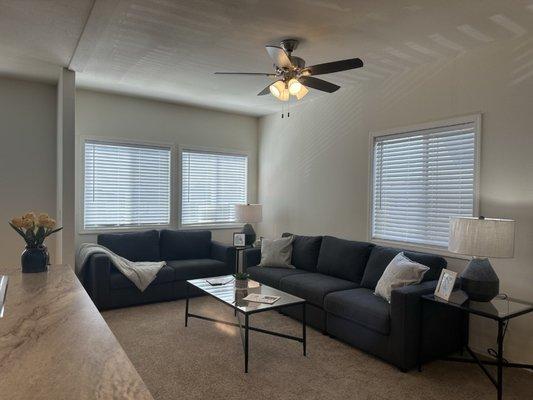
160,230 -> 211,261
282,233 -> 323,272
258,236 -> 294,268
166,259 -> 229,280
98,230 -> 160,262
361,246 -> 447,290
279,273 -> 359,308
247,266 -> 309,289
109,265 -> 174,290
324,288 -> 391,335
316,236 -> 374,283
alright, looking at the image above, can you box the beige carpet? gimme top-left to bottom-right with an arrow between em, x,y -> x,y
103,297 -> 532,400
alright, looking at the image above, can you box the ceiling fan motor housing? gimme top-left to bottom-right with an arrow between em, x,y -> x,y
280,38 -> 299,54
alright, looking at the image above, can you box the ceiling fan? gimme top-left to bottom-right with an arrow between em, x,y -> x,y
214,39 -> 364,101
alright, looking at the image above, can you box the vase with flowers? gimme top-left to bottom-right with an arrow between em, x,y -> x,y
9,212 -> 62,273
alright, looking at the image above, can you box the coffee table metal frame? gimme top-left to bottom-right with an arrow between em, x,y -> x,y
185,279 -> 307,373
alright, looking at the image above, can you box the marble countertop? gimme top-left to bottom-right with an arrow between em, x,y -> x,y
0,264 -> 154,400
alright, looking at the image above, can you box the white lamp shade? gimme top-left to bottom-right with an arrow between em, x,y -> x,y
448,217 -> 515,258
235,204 -> 262,223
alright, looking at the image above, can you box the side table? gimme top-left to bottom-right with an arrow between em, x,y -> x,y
234,245 -> 253,274
419,292 -> 533,400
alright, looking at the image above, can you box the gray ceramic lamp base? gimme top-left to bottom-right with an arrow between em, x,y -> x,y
241,223 -> 256,246
460,258 -> 499,302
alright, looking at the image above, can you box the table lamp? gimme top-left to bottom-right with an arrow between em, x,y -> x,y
448,216 -> 515,302
235,204 -> 262,246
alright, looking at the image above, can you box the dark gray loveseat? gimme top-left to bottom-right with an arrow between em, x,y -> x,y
81,229 -> 235,310
243,234 -> 465,371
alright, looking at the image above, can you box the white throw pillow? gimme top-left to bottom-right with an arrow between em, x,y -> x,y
258,236 -> 294,268
374,252 -> 429,302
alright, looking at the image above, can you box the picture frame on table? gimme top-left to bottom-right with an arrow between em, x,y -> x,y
434,268 -> 457,301
233,232 -> 246,247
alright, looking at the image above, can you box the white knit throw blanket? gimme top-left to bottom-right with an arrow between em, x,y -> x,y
76,243 -> 165,292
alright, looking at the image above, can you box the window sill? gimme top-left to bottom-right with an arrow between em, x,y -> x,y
370,238 -> 471,260
78,224 -> 172,235
179,223 -> 244,231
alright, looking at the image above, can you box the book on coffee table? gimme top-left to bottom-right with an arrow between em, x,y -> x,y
242,293 -> 280,304
205,277 -> 233,286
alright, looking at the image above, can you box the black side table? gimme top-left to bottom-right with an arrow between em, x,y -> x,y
234,245 -> 252,274
419,292 -> 533,400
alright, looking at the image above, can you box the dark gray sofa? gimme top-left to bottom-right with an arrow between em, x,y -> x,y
81,229 -> 235,310
243,234 -> 465,371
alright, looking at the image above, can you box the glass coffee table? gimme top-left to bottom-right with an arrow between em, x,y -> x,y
185,276 -> 306,373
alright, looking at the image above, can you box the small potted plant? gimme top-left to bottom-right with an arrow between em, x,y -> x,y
9,212 -> 62,273
233,272 -> 249,289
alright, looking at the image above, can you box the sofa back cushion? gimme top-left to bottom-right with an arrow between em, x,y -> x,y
282,233 -> 323,272
97,230 -> 160,262
160,229 -> 212,261
316,236 -> 374,283
361,246 -> 447,290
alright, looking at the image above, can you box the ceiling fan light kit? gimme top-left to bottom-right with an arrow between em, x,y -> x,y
215,38 -> 364,104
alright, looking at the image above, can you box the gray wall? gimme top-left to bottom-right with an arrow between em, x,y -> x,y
75,89 -> 258,247
0,78 -> 57,266
258,39 -> 533,363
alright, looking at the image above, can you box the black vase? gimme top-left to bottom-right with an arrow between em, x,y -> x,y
21,246 -> 49,273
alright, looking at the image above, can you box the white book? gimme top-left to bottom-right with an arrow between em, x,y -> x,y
242,293 -> 280,304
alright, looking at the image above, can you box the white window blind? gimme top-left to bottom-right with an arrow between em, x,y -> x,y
84,141 -> 171,229
372,120 -> 477,248
181,150 -> 247,226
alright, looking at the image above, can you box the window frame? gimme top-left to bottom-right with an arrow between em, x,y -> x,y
78,136 -> 175,234
177,145 -> 250,230
367,114 -> 481,257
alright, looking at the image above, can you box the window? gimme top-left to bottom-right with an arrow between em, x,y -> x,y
84,140 -> 171,229
371,117 -> 479,248
181,149 -> 247,226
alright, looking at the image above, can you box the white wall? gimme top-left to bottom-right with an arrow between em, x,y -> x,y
258,38 -> 533,363
75,89 -> 258,246
0,78 -> 57,266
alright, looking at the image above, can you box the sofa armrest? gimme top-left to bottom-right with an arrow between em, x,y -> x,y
243,248 -> 261,271
211,241 -> 236,269
84,254 -> 112,310
390,280 -> 465,370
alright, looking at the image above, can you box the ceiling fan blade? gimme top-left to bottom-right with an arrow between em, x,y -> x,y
265,45 -> 292,68
305,58 -> 363,75
257,83 -> 273,96
214,72 -> 277,76
299,76 -> 340,93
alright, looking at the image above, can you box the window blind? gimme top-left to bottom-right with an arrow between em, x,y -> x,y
84,141 -> 171,229
372,121 -> 476,247
181,150 -> 247,225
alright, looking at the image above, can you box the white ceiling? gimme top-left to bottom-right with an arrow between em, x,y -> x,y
1,0 -> 532,116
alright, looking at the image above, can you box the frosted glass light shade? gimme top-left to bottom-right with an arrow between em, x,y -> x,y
269,81 -> 284,98
235,204 -> 262,223
295,85 -> 309,100
449,217 -> 515,258
288,78 -> 302,95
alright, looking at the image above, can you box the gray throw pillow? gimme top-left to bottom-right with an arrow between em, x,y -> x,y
374,252 -> 429,302
258,236 -> 294,268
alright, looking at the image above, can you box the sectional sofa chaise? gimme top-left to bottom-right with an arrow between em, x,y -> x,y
243,234 -> 466,371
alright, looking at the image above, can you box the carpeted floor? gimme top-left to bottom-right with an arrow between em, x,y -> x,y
103,297 -> 532,400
